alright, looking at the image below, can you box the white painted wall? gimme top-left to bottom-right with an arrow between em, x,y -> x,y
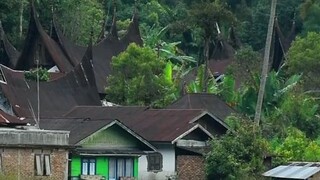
139,143 -> 176,180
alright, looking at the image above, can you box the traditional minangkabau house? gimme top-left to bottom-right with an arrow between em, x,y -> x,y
270,17 -> 296,71
51,9 -> 143,95
0,21 -> 20,69
0,42 -> 101,118
1,1 -> 143,96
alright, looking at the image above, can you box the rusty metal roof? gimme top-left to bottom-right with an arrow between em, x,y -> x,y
0,45 -> 101,118
0,110 -> 26,126
167,93 -> 236,121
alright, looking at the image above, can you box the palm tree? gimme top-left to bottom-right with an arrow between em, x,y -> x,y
254,0 -> 278,126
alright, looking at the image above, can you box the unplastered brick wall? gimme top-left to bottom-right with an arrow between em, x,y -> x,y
177,155 -> 206,180
1,148 -> 68,180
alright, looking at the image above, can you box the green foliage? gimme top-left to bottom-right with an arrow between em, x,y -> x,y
188,1 -> 235,37
206,119 -> 269,179
105,43 -> 177,108
186,65 -> 219,94
229,46 -> 262,85
53,0 -> 105,45
272,127 -> 320,163
271,93 -> 320,139
220,74 -> 236,105
235,71 -> 301,120
287,32 -> 320,90
24,67 -> 49,82
300,0 -> 320,33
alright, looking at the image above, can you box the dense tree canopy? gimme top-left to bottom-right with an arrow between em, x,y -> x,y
105,43 -> 176,108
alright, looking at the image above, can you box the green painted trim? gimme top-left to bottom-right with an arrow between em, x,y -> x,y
134,157 -> 139,178
71,156 -> 81,177
96,157 -> 108,178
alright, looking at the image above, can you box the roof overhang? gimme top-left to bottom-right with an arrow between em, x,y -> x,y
171,124 -> 213,144
189,110 -> 230,131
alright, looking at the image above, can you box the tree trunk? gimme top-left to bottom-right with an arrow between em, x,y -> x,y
19,0 -> 24,39
203,35 -> 210,92
254,0 -> 277,126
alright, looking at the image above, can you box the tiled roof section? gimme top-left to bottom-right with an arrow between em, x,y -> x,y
167,93 -> 236,121
15,2 -> 73,71
0,46 -> 101,118
52,13 -> 143,93
0,21 -> 20,68
0,110 -> 26,126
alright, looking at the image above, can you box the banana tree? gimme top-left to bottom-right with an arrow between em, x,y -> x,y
236,71 -> 301,119
186,65 -> 220,94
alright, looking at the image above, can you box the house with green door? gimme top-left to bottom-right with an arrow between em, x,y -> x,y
39,117 -> 156,180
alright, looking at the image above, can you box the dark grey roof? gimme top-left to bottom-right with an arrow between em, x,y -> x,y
38,117 -> 155,152
0,45 -> 101,118
65,106 -> 228,142
167,93 -> 236,121
263,162 -> 320,179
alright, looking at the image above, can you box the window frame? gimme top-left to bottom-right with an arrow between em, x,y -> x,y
147,153 -> 163,172
35,154 -> 51,176
81,157 -> 96,176
109,157 -> 134,179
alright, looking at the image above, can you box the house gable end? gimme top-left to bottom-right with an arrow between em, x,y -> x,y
77,121 -> 155,152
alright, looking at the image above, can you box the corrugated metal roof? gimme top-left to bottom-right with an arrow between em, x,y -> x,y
263,162 -> 320,179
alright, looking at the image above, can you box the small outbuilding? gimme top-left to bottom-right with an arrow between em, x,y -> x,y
262,162 -> 320,180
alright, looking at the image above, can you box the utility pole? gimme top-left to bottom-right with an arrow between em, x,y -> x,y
254,0 -> 277,126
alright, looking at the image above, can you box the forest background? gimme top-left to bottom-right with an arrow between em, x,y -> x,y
2,0 -> 320,179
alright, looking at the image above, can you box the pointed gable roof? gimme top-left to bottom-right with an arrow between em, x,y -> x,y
166,93 -> 236,121
0,21 -> 20,68
15,1 -> 73,71
271,18 -> 297,71
52,12 -> 143,93
37,117 -> 156,153
0,44 -> 101,118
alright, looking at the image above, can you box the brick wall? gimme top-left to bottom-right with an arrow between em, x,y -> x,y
1,148 -> 68,180
176,155 -> 206,180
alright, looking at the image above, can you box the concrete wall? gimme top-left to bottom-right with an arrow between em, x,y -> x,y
138,143 -> 176,180
1,148 -> 68,180
0,128 -> 69,146
176,155 -> 205,180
